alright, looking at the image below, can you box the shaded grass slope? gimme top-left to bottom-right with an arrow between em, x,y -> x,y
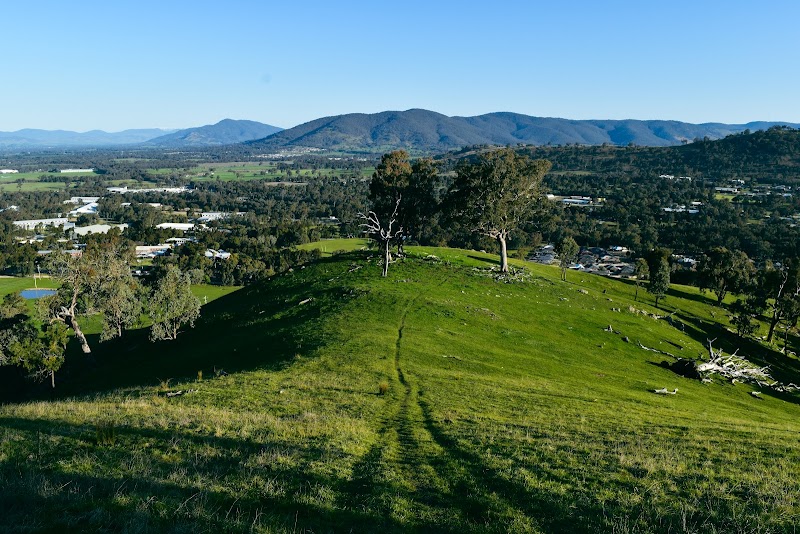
2,249 -> 800,533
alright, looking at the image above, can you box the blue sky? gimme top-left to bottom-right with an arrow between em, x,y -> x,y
2,0 -> 798,131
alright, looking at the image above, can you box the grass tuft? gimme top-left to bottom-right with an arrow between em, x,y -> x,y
94,423 -> 116,446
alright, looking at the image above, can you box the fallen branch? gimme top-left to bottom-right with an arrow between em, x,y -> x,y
636,341 -> 676,359
164,389 -> 197,398
654,388 -> 678,395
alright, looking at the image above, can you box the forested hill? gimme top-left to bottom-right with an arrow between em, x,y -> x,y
145,119 -> 283,147
518,126 -> 800,183
245,109 -> 798,154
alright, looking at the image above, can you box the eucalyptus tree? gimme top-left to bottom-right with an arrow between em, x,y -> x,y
40,251 -> 96,354
446,148 -> 551,273
149,265 -> 201,341
634,258 -> 649,302
647,249 -> 672,309
557,237 -> 579,281
40,241 -> 143,353
360,197 -> 403,277
756,260 -> 800,343
368,150 -> 439,253
697,247 -> 754,306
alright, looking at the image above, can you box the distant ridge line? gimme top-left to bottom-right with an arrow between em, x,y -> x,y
245,109 -> 800,154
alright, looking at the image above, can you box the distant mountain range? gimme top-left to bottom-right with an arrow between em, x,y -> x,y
0,128 -> 175,148
0,119 -> 282,149
144,119 -> 283,147
246,109 -> 800,154
3,112 -> 798,152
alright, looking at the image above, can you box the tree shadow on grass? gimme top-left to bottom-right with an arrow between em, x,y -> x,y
415,399 -> 605,534
667,285 -> 721,308
1,256 -> 363,403
0,415 -> 416,533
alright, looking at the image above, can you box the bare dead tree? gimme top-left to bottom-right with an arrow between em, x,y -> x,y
359,196 -> 403,277
697,339 -> 774,387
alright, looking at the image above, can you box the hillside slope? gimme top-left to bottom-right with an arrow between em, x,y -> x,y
246,109 -> 799,154
145,119 -> 283,147
2,249 -> 800,532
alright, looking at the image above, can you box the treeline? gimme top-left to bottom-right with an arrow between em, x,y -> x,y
520,126 -> 800,184
0,240 -> 200,391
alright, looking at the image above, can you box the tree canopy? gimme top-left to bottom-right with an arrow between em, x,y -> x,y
149,265 -> 201,341
647,249 -> 671,308
446,148 -> 551,272
557,237 -> 579,281
697,247 -> 754,306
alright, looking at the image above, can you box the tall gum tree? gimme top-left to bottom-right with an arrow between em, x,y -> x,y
647,249 -> 671,309
40,252 -> 95,353
149,265 -> 201,341
447,148 -> 551,272
698,247 -> 754,306
368,150 -> 439,253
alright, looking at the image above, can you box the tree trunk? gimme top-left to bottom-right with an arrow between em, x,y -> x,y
382,239 -> 390,277
67,315 -> 91,354
784,324 -> 790,352
50,370 -> 55,389
767,318 -> 778,343
655,295 -> 661,309
498,235 -> 509,273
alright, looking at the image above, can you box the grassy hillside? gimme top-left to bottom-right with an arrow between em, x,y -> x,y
2,249 -> 800,532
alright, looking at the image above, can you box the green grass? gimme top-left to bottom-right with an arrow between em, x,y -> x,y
191,284 -> 242,304
0,171 -> 99,192
145,163 -> 373,184
296,238 -> 371,256
2,249 -> 800,532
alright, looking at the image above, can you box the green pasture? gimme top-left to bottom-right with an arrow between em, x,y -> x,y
0,171 -> 99,193
2,248 -> 800,532
144,162 -> 374,183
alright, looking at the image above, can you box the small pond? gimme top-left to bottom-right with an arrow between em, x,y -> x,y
20,289 -> 57,299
